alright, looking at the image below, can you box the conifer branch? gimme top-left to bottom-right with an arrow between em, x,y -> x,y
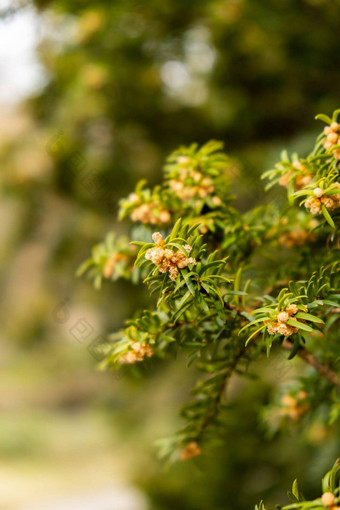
196,343 -> 247,439
281,339 -> 340,387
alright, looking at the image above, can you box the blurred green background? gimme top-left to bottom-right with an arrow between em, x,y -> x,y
0,0 -> 339,508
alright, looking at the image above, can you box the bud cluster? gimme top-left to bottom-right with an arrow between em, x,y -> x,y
118,342 -> 153,364
278,160 -> 313,190
169,172 -> 214,201
280,391 -> 309,421
167,155 -> 222,204
305,184 -> 340,215
278,227 -> 316,247
128,194 -> 171,224
323,122 -> 340,159
103,253 -> 129,278
321,492 -> 339,509
145,232 -> 196,281
179,441 -> 202,460
267,304 -> 303,337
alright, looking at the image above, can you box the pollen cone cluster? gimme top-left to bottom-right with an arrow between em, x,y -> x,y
267,304 -> 304,337
278,160 -> 312,190
321,492 -> 340,509
168,156 -> 219,201
305,184 -> 340,215
323,122 -> 340,159
130,200 -> 171,225
278,228 -> 316,247
280,391 -> 309,421
103,253 -> 128,278
145,232 -> 196,281
118,342 -> 153,364
169,174 -> 214,200
179,441 -> 201,460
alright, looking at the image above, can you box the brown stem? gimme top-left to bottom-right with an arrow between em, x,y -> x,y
281,339 -> 340,387
197,343 -> 247,438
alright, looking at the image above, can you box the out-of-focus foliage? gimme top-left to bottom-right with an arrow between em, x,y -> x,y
6,0 -> 339,213
80,115 -> 340,506
257,459 -> 340,509
1,0 -> 340,508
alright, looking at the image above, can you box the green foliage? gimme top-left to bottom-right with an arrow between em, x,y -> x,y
263,110 -> 340,229
118,141 -> 233,230
257,459 -> 340,509
79,112 -> 340,501
77,232 -> 138,288
2,2 -> 340,507
243,263 -> 339,356
31,0 -> 340,156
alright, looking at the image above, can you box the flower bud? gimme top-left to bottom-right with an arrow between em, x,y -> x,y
277,312 -> 289,323
286,304 -> 298,315
313,188 -> 324,198
281,395 -> 296,407
179,441 -> 201,460
322,493 -> 336,507
327,133 -> 338,144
